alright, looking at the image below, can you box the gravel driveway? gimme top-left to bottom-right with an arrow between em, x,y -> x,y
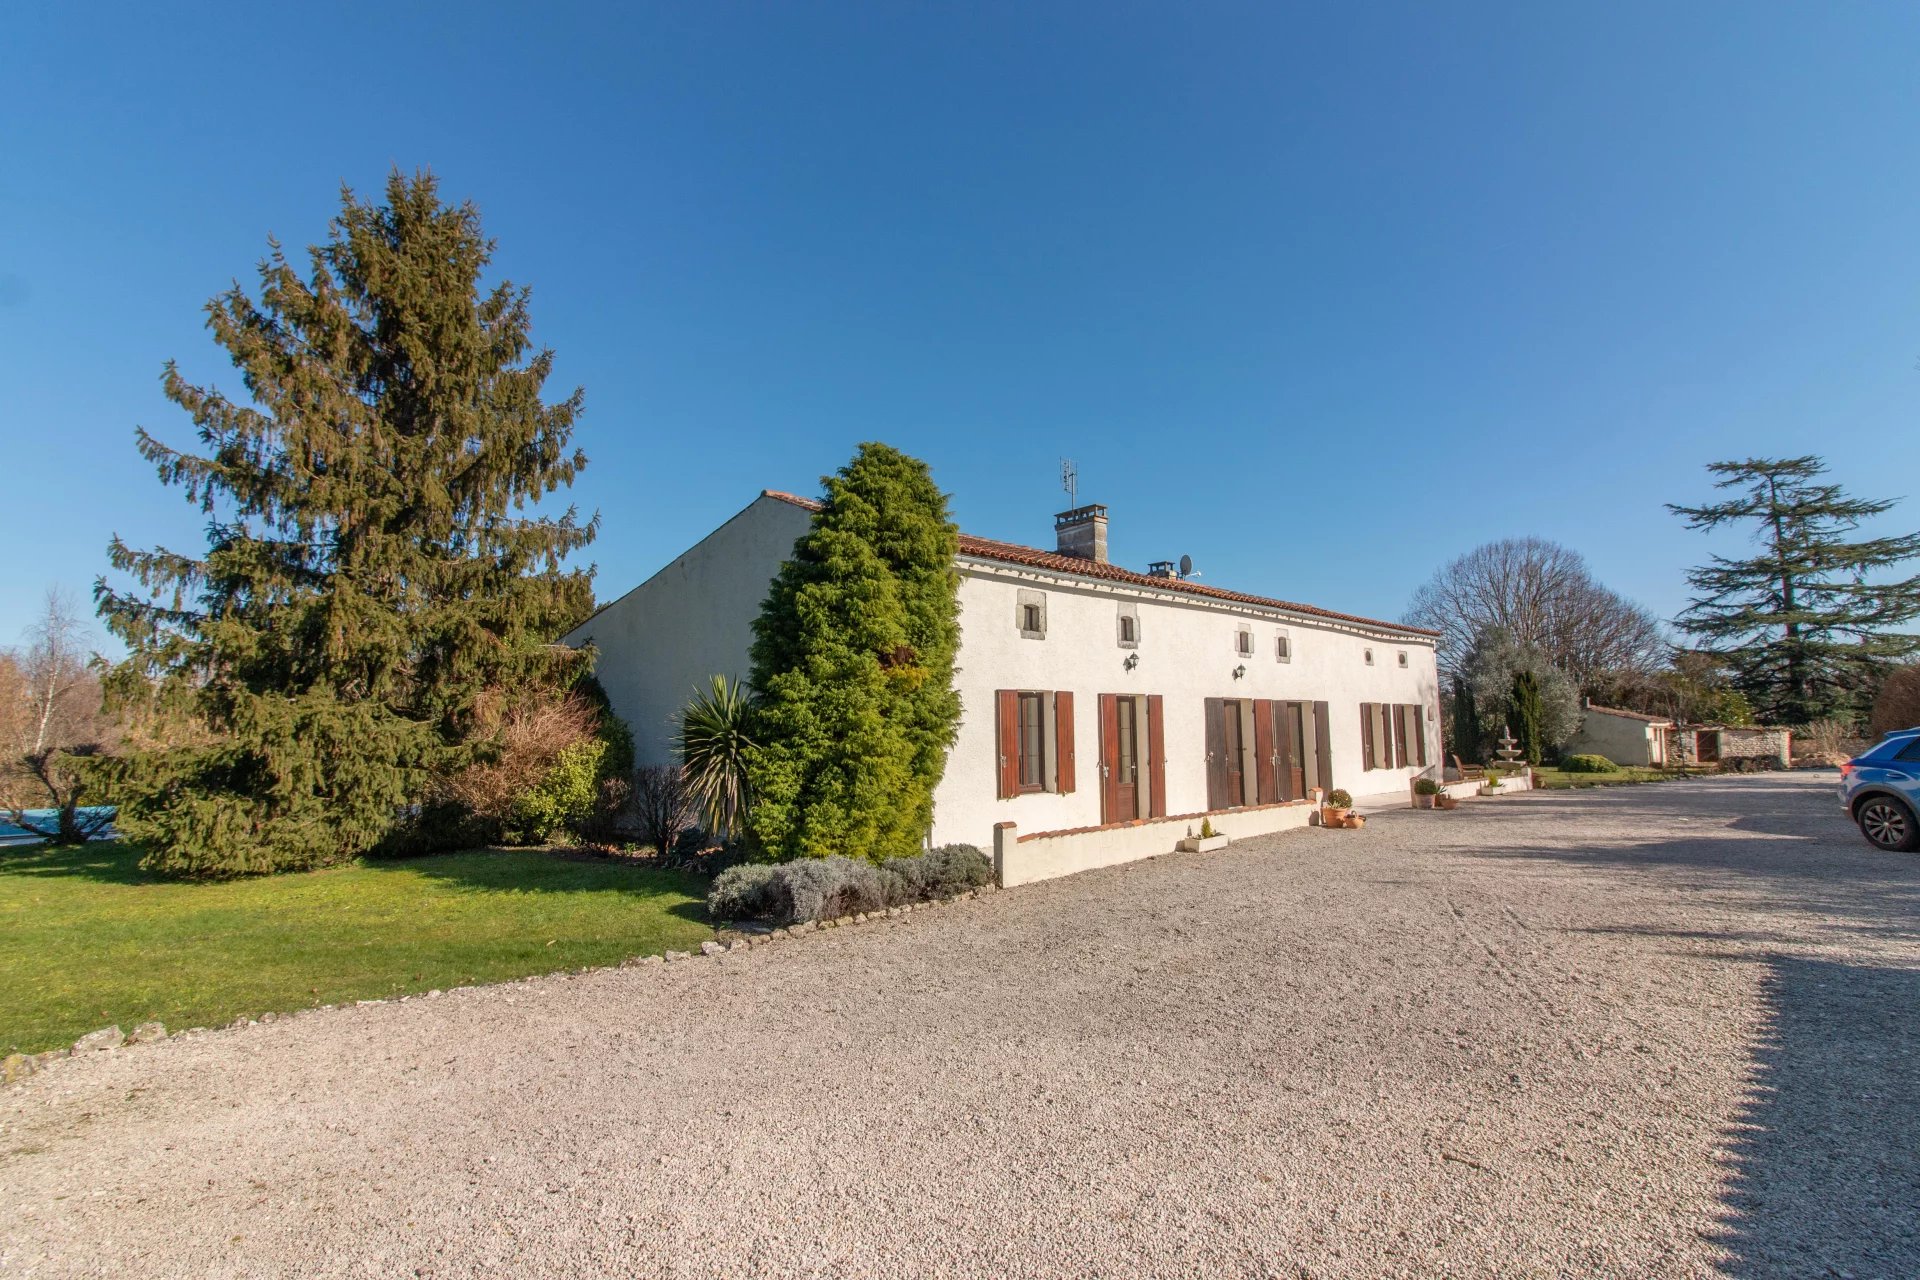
4,773 -> 1917,1279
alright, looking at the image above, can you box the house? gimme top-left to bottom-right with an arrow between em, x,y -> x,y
1669,724 -> 1792,769
1564,700 -> 1673,767
566,492 -> 1441,884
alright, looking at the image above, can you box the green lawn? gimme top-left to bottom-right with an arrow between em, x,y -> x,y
1530,766 -> 1710,790
0,842 -> 714,1055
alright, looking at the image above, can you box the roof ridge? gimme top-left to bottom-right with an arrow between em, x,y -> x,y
758,489 -> 1437,638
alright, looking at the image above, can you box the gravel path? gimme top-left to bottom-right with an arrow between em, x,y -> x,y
4,773 -> 1917,1278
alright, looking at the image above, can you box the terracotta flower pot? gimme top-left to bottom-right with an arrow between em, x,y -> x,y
1345,814 -> 1366,829
1322,806 -> 1350,826
1414,793 -> 1436,810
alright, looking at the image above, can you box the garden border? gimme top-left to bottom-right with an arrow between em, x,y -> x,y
0,883 -> 1004,1085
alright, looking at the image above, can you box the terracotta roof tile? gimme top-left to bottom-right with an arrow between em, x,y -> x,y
761,490 -> 1438,638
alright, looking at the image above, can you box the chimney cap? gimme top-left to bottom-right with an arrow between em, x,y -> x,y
1054,503 -> 1108,527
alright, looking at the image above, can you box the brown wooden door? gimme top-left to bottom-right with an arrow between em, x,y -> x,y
1253,699 -> 1277,804
1114,697 -> 1140,820
1204,698 -> 1229,809
1221,700 -> 1245,807
1284,701 -> 1308,800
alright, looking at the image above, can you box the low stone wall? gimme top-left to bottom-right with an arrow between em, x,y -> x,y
994,801 -> 1316,888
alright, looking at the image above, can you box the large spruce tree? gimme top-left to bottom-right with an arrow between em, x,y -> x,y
745,443 -> 962,861
98,171 -> 596,876
1669,457 -> 1920,725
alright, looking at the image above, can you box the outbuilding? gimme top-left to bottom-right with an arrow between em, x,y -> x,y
1564,700 -> 1674,767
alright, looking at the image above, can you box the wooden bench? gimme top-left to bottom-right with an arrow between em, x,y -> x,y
1447,754 -> 1486,783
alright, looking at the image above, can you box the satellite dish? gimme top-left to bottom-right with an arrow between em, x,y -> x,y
1178,554 -> 1193,578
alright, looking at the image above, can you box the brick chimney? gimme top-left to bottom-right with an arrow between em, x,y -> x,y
1054,504 -> 1109,563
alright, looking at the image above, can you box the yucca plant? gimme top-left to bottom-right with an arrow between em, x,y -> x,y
677,675 -> 755,841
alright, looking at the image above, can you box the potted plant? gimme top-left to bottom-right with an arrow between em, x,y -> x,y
1435,792 -> 1460,810
1413,778 -> 1441,810
1479,768 -> 1503,797
1322,789 -> 1352,826
1177,816 -> 1230,853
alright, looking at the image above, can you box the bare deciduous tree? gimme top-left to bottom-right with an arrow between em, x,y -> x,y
1870,665 -> 1920,741
631,764 -> 699,861
3,590 -> 115,844
1404,538 -> 1668,686
438,690 -> 601,824
12,589 -> 102,756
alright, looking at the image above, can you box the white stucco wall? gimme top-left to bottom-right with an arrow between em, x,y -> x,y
927,563 -> 1441,850
563,495 -> 812,766
570,497 -> 1441,856
1564,708 -> 1668,767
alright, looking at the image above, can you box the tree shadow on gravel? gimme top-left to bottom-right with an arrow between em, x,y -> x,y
1710,955 -> 1920,1278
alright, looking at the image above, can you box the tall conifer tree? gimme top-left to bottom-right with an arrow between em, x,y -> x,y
745,444 -> 962,861
98,171 -> 596,875
1669,457 -> 1920,725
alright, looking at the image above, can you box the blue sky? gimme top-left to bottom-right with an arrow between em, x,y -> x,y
5,2 -> 1920,653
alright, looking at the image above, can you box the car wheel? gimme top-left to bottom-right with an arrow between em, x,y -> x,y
1855,795 -> 1920,852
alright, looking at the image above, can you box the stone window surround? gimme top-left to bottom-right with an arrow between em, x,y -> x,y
1115,601 -> 1140,649
1275,628 -> 1291,663
1017,588 -> 1048,640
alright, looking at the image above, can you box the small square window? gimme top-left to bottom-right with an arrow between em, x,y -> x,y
1115,604 -> 1140,649
1364,648 -> 1375,666
1016,589 -> 1047,639
1397,651 -> 1408,668
1236,629 -> 1254,657
1120,615 -> 1136,643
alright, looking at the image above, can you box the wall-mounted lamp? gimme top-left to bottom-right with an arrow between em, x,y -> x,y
1232,664 -> 1247,680
1124,652 -> 1140,671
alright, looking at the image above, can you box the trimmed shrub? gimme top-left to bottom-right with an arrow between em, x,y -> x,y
780,856 -> 889,922
711,842 -> 996,924
923,843 -> 992,892
1560,754 -> 1618,774
508,737 -> 609,843
1413,778 -> 1442,796
879,843 -> 991,903
1326,789 -> 1353,808
708,863 -> 785,921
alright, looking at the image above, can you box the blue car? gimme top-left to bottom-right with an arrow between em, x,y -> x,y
1840,727 -> 1920,852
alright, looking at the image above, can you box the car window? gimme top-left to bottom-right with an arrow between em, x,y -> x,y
1898,737 -> 1920,763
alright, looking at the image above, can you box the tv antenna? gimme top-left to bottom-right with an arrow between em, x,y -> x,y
1060,458 -> 1078,505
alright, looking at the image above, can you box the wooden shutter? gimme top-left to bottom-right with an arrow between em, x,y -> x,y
1252,699 -> 1277,804
1313,701 -> 1332,792
1147,694 -> 1167,818
1393,705 -> 1408,768
995,690 -> 1020,799
1360,703 -> 1375,771
1054,691 -> 1076,794
1098,693 -> 1120,823
1204,697 -> 1229,809
1415,705 -> 1429,766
